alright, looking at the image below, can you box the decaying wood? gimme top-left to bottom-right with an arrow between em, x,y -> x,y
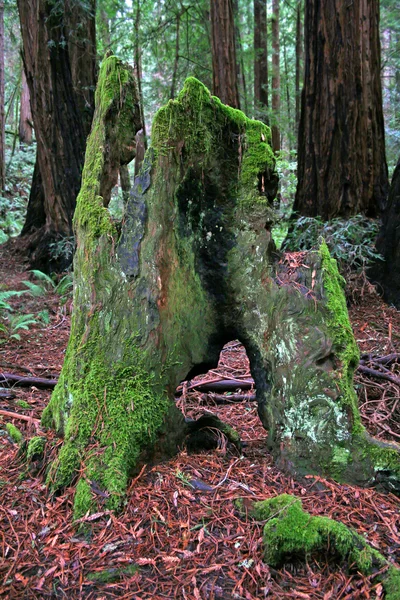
0,409 -> 40,424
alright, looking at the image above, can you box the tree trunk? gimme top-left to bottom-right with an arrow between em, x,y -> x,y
19,67 -> 33,145
233,0 -> 248,114
293,0 -> 388,219
210,0 -> 240,108
18,0 -> 96,272
271,0 -> 280,152
42,61 -> 400,518
295,0 -> 303,132
254,0 -> 268,123
0,1 -> 5,192
371,157 -> 400,308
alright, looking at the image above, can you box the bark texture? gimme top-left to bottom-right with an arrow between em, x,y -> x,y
18,0 -> 96,272
43,58 -> 400,518
210,0 -> 240,108
19,68 -> 33,145
371,157 -> 400,308
294,0 -> 388,219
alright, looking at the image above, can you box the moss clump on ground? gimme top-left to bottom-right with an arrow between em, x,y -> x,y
16,400 -> 30,409
6,423 -> 23,443
247,494 -> 400,599
87,564 -> 139,583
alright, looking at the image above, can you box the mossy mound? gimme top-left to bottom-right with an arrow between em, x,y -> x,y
248,494 -> 400,600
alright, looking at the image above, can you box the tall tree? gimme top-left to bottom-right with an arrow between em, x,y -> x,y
210,0 -> 240,108
293,0 -> 388,219
295,0 -> 303,131
253,0 -> 268,122
271,0 -> 280,152
0,0 -> 5,192
18,0 -> 96,272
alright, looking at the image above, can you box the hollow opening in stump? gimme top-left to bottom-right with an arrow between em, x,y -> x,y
176,341 -> 267,454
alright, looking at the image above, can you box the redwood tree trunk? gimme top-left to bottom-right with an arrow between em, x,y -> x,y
19,67 -> 33,145
0,0 -> 5,192
43,61 -> 400,518
17,0 -> 96,272
254,0 -> 268,122
295,0 -> 303,131
294,0 -> 388,219
271,0 -> 280,152
210,0 -> 240,108
371,157 -> 400,308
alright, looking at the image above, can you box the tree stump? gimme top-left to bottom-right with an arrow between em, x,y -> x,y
42,56 -> 400,517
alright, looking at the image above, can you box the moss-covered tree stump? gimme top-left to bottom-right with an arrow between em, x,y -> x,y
42,55 -> 400,517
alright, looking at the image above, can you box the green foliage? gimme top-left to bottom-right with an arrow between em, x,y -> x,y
0,289 -> 38,342
23,271 -> 73,301
284,215 -> 383,276
49,237 -> 75,266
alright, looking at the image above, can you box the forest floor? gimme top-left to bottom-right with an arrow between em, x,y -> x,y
0,240 -> 399,600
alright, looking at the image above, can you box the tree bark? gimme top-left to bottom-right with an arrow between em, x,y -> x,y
254,0 -> 268,122
18,0 -> 96,272
371,156 -> 400,308
19,66 -> 33,145
0,0 -> 5,192
210,0 -> 240,108
294,0 -> 388,219
42,61 -> 400,517
271,0 -> 280,152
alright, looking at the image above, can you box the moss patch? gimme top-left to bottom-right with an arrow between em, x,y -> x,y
6,423 -> 23,443
87,564 -> 139,583
26,436 -> 46,461
248,494 -> 400,599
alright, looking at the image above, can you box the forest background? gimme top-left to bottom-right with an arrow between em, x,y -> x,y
0,0 -> 399,262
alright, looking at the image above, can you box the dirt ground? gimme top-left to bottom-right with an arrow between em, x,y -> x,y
0,240 -> 399,599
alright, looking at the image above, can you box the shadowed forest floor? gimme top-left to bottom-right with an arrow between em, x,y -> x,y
0,241 -> 399,599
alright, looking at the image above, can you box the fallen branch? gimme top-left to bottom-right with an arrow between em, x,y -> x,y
205,393 -> 256,404
0,372 -> 58,389
176,378 -> 254,395
356,365 -> 400,386
0,409 -> 40,424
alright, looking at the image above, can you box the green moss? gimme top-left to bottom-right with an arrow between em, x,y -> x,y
45,316 -> 173,515
74,478 -> 94,520
249,494 -> 399,596
87,564 -> 139,583
73,55 -> 137,249
6,423 -> 23,443
26,436 -> 46,461
151,76 -> 276,210
319,241 -> 360,421
16,400 -> 30,409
